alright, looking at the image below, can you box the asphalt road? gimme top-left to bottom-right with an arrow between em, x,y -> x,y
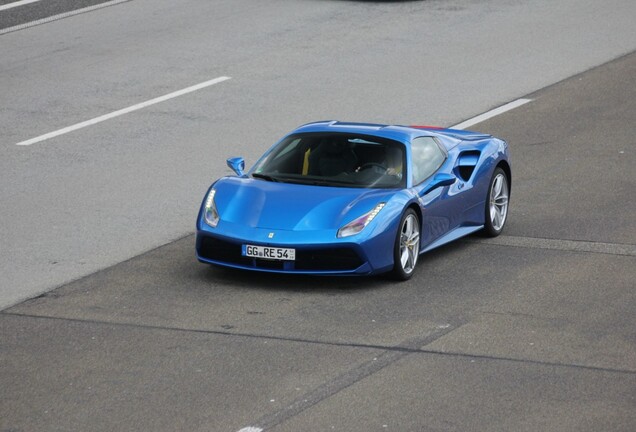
2,55 -> 635,430
2,0 -> 636,309
1,0 -> 636,430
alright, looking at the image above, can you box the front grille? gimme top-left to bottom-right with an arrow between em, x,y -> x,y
254,258 -> 286,270
198,236 -> 246,264
295,248 -> 363,271
197,235 -> 364,272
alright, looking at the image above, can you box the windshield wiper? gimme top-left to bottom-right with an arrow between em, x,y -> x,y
252,173 -> 279,182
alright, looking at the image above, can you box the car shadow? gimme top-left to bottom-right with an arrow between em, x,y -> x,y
196,263 -> 389,294
191,239 -> 475,294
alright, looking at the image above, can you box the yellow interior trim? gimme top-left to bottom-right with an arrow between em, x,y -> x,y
302,148 -> 311,175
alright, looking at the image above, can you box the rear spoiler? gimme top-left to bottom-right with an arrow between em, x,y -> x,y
409,125 -> 492,141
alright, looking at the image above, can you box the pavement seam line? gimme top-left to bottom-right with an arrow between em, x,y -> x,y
3,311 -> 635,377
236,324 -> 462,431
0,310 -> 456,354
0,231 -> 195,311
463,235 -> 636,257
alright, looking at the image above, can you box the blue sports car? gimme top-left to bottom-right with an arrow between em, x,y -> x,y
196,121 -> 510,280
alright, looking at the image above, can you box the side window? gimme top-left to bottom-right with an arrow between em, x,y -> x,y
411,137 -> 445,185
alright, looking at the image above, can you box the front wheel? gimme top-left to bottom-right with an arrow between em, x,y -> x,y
483,167 -> 509,237
391,209 -> 420,281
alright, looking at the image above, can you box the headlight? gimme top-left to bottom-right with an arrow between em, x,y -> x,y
337,203 -> 385,238
203,189 -> 220,227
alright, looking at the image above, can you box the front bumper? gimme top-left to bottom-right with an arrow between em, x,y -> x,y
195,231 -> 382,275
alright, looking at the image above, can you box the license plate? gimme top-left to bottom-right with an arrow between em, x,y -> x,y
242,244 -> 296,261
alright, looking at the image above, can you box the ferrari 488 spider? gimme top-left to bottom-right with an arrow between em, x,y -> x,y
196,121 -> 510,280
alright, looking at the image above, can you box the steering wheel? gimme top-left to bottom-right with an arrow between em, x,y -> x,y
357,163 -> 387,173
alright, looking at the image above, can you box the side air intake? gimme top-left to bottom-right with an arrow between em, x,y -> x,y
455,151 -> 481,181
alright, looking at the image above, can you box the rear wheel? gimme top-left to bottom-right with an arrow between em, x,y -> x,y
483,167 -> 509,237
391,209 -> 420,280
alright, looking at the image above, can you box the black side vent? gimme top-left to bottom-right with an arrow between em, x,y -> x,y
455,151 -> 481,181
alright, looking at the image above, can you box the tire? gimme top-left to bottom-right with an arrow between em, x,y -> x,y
391,208 -> 420,281
483,167 -> 509,237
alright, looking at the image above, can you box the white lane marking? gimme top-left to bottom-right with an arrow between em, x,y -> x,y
16,76 -> 232,146
237,428 -> 263,432
0,0 -> 131,35
0,0 -> 41,11
450,98 -> 532,130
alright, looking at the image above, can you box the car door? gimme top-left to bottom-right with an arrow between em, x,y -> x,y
410,136 -> 460,248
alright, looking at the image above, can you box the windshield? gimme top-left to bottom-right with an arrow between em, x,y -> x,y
252,133 -> 406,188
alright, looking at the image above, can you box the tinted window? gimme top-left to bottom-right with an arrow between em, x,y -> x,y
411,137 -> 445,185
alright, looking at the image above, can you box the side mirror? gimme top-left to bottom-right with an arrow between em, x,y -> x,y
419,173 -> 456,196
226,157 -> 245,176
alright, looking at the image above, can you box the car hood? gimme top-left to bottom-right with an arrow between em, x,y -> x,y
213,177 -> 394,231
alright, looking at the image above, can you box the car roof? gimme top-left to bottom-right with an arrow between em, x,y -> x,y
290,121 -> 492,151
